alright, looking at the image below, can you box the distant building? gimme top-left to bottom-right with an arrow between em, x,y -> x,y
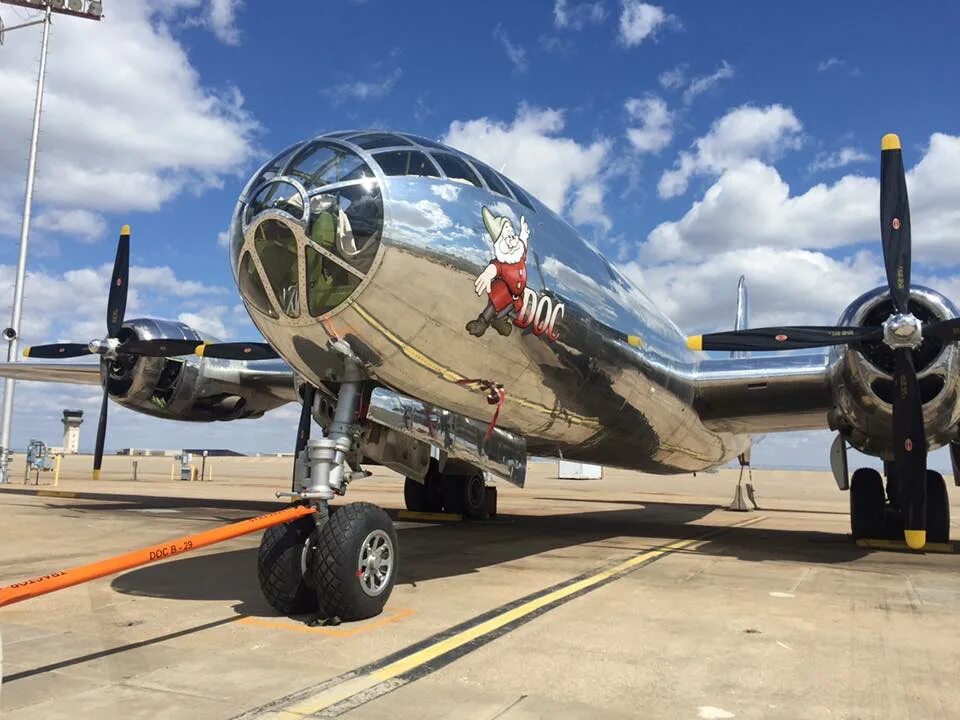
61,410 -> 83,454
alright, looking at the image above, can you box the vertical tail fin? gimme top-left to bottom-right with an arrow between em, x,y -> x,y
732,275 -> 750,359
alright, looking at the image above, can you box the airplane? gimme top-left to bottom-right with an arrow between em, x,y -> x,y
3,130 -> 956,623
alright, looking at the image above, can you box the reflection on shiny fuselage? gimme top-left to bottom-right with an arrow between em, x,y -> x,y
231,132 -> 758,473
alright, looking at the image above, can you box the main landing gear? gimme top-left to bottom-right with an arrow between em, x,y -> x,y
404,459 -> 498,519
849,466 -> 951,544
256,365 -> 398,621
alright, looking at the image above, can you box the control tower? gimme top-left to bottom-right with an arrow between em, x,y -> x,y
61,410 -> 83,454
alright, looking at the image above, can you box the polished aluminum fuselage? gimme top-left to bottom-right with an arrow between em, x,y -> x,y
231,133 -> 960,474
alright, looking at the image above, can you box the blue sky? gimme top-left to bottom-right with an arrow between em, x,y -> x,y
0,0 -> 958,469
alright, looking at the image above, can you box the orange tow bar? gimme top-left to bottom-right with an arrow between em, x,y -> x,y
0,504 -> 315,609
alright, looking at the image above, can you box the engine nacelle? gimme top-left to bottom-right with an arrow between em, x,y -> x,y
829,286 -> 960,458
106,319 -> 288,422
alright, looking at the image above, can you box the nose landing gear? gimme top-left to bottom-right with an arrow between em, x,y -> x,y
257,364 -> 399,622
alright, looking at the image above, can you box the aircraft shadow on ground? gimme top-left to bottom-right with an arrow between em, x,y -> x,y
108,499 -> 870,617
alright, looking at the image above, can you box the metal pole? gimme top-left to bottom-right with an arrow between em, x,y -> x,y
0,6 -> 51,484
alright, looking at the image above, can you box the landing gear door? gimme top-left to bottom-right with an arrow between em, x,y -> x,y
830,434 -> 849,491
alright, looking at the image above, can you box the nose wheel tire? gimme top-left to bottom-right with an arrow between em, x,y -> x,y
257,515 -> 320,615
850,467 -> 885,540
926,470 -> 950,544
309,502 -> 398,621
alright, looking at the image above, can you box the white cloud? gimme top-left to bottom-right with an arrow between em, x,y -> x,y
658,64 -> 687,89
493,25 -> 528,73
624,95 -> 673,153
554,0 -> 606,29
207,0 -> 243,45
328,68 -> 402,104
818,57 -> 844,72
623,247 -> 882,333
657,104 -> 803,198
645,132 -> 960,263
0,1 -> 257,228
442,105 -> 612,229
682,60 -> 734,104
178,305 -> 229,339
816,56 -> 861,77
217,230 -> 230,248
33,209 -> 106,243
618,1 -> 674,46
0,262 -> 226,344
809,147 -> 871,172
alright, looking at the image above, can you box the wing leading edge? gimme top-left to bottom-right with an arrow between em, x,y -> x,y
0,362 -> 101,386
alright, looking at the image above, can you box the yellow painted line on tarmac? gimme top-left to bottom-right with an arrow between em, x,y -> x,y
37,490 -> 77,498
395,510 -> 461,523
239,607 -> 415,638
244,515 -> 765,720
856,538 -> 954,553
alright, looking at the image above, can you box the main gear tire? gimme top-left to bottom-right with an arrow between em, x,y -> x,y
926,470 -> 951,544
850,467 -> 885,540
257,515 -> 320,615
310,502 -> 398,621
404,477 -> 427,512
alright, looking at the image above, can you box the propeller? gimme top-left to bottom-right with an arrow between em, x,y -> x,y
194,342 -> 279,360
22,225 -> 201,478
685,134 -> 939,549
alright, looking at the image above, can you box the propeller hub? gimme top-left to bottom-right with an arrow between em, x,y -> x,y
89,337 -> 121,359
882,313 -> 923,350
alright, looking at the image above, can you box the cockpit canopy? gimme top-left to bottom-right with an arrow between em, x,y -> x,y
230,130 -> 537,322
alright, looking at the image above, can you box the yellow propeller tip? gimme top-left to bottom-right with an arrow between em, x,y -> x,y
686,336 -> 703,351
904,529 -> 926,550
195,343 -> 207,357
881,134 -> 901,151
21,347 -> 31,358
91,469 -> 101,481
120,224 -> 131,236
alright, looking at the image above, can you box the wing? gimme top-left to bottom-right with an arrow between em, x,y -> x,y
693,353 -> 832,435
0,362 -> 101,385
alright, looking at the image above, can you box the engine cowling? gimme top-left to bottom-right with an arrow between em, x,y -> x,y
829,285 -> 960,458
106,319 -> 290,422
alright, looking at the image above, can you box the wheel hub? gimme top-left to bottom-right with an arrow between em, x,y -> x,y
357,528 -> 393,597
882,313 -> 922,349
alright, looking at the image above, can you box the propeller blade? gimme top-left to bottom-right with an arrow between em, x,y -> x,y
292,385 -> 316,491
107,225 -> 131,337
22,343 -> 92,359
119,339 -> 201,357
92,385 -> 109,480
892,348 -> 927,549
687,326 -> 883,352
922,317 -> 960,342
880,134 -> 912,314
195,342 -> 279,360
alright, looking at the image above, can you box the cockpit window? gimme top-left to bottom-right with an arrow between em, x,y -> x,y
324,130 -> 359,138
431,153 -> 482,187
400,134 -> 450,150
244,181 -> 304,225
473,162 -> 512,197
373,150 -> 440,178
351,133 -> 413,150
238,252 -> 277,319
234,138 -> 385,321
286,142 -> 367,187
245,142 -> 303,198
503,177 -> 535,211
253,219 -> 300,318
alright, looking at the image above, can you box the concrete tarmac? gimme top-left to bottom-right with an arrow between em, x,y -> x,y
1,457 -> 959,719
